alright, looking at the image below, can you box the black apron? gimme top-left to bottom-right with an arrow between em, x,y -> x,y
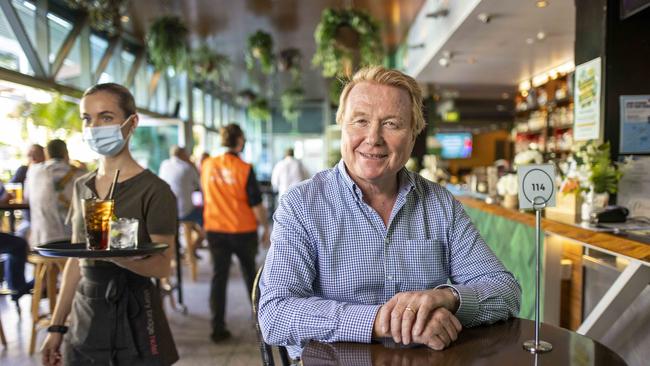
64,262 -> 179,366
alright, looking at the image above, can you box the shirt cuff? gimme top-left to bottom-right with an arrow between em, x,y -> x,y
338,304 -> 381,344
435,284 -> 478,326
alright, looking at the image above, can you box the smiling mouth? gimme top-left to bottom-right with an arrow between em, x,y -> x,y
358,151 -> 388,160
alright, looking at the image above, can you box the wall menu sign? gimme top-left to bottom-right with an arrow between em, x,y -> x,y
619,95 -> 650,154
574,58 -> 602,141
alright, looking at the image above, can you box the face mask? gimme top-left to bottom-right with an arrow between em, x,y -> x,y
83,116 -> 134,156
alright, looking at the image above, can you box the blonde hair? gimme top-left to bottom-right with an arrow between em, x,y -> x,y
335,66 -> 425,139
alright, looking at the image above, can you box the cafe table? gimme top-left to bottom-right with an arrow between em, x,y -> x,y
301,318 -> 626,365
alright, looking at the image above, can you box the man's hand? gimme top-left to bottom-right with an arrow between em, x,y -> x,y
374,289 -> 459,345
41,332 -> 64,366
411,307 -> 462,350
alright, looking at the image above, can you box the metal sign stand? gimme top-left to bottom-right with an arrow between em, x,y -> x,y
523,196 -> 553,353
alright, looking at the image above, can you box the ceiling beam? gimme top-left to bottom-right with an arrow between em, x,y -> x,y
124,48 -> 145,88
0,0 -> 47,78
51,13 -> 89,79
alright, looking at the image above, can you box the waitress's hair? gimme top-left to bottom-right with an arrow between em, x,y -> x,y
220,123 -> 244,148
82,83 -> 136,118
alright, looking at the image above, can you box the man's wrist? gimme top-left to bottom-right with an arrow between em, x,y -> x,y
446,287 -> 460,313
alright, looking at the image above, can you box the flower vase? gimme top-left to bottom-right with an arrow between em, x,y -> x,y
581,191 -> 609,223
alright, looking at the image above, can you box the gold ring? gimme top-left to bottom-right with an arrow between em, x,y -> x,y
405,307 -> 416,314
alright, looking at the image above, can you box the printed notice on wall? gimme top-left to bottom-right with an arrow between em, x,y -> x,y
574,58 -> 602,141
619,95 -> 650,154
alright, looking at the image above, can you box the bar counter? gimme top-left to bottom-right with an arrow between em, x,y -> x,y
455,195 -> 650,348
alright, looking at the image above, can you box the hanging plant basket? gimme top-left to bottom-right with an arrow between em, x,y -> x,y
237,89 -> 258,106
328,76 -> 347,106
246,30 -> 274,74
313,8 -> 383,78
248,97 -> 271,121
146,16 -> 189,72
189,45 -> 230,85
66,0 -> 128,36
281,86 -> 304,123
278,48 -> 301,72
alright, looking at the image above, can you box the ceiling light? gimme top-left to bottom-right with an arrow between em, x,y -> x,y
526,38 -> 534,45
501,92 -> 510,99
477,13 -> 491,23
536,31 -> 546,40
121,15 -> 130,23
438,58 -> 450,67
441,50 -> 453,59
536,1 -> 548,8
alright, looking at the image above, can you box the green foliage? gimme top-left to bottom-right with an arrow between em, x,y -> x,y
189,45 -> 230,84
248,98 -> 271,121
574,141 -> 623,194
329,76 -> 346,106
146,16 -> 188,72
66,0 -> 128,36
312,8 -> 383,78
13,94 -> 80,135
281,86 -> 304,123
246,30 -> 274,74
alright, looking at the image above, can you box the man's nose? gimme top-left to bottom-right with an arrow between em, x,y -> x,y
365,122 -> 383,146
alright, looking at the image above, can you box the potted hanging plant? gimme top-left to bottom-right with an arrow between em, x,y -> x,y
312,8 -> 383,78
281,86 -> 304,123
237,89 -> 257,107
248,97 -> 271,121
246,30 -> 274,74
189,45 -> 230,85
278,48 -> 301,74
146,16 -> 189,72
328,76 -> 346,106
65,0 -> 128,36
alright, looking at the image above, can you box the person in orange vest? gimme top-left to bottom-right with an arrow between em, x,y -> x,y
201,123 -> 270,342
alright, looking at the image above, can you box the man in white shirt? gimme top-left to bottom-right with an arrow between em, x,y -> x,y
159,146 -> 205,265
271,148 -> 309,197
25,139 -> 84,246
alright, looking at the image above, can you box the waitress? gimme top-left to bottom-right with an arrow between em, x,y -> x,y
41,83 -> 179,366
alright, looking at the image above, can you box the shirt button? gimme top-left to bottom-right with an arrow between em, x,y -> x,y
386,275 -> 393,280
384,238 -> 389,244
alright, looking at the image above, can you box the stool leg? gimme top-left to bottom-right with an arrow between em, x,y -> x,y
46,265 -> 60,314
182,222 -> 198,282
30,262 -> 46,355
0,316 -> 7,346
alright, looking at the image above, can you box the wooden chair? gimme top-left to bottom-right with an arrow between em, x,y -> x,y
179,221 -> 201,282
27,252 -> 67,355
252,265 -> 291,366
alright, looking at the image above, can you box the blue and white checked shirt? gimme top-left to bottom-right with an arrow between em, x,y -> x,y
259,161 -> 521,358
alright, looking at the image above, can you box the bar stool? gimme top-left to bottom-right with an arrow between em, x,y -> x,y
179,221 -> 200,282
27,252 -> 67,355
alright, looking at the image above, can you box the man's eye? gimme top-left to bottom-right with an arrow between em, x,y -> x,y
352,119 -> 367,125
383,120 -> 399,128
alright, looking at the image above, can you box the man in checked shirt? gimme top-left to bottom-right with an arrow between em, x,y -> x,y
258,66 -> 521,361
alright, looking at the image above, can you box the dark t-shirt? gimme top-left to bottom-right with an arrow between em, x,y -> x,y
70,169 -> 177,253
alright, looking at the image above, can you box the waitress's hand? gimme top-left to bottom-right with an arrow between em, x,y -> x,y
260,225 -> 271,247
41,332 -> 63,366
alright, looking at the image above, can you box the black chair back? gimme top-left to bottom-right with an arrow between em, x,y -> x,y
252,265 -> 291,366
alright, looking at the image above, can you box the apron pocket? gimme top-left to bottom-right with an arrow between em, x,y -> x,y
70,291 -> 115,349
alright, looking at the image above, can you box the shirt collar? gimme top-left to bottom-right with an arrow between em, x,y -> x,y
336,160 -> 417,201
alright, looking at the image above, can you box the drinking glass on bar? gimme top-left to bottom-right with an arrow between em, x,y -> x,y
4,183 -> 23,204
109,218 -> 138,249
82,198 -> 114,250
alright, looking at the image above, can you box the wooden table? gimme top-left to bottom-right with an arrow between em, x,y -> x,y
302,318 -> 626,365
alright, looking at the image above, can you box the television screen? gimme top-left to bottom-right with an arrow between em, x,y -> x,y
436,132 -> 473,159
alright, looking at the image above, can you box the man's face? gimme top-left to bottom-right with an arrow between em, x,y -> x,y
340,81 -> 415,186
29,146 -> 45,164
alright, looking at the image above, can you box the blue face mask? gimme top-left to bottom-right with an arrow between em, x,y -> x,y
83,116 -> 134,156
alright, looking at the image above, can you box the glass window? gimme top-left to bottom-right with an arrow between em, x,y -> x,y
11,0 -> 36,48
154,73 -> 167,114
131,123 -> 179,174
48,12 -> 72,65
213,98 -> 221,128
121,50 -> 135,83
54,34 -> 82,88
192,87 -> 203,124
178,73 -> 188,120
90,34 -> 108,74
146,65 -> 156,111
204,93 -> 212,127
0,2 -> 33,74
134,61 -> 148,108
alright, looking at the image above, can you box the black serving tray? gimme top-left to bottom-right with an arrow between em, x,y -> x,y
35,242 -> 168,258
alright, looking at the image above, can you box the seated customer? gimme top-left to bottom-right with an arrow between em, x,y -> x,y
25,139 -> 84,246
0,182 -> 30,302
258,66 -> 521,359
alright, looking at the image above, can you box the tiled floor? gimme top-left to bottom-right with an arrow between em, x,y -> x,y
0,252 -> 264,365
